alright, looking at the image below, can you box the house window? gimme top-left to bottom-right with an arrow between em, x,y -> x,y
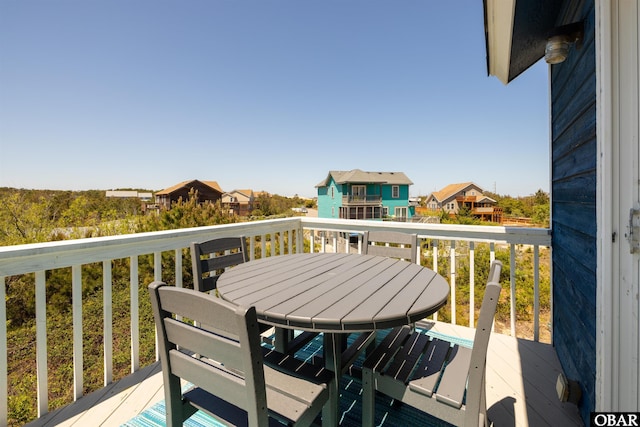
395,207 -> 407,219
352,185 -> 366,201
392,185 -> 399,198
331,187 -> 334,199
382,207 -> 389,217
331,207 -> 335,217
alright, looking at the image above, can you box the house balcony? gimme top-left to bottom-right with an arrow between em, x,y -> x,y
0,218 -> 582,426
341,194 -> 382,205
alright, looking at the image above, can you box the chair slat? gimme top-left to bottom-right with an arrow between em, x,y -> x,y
362,231 -> 418,263
170,350 -> 250,411
362,326 -> 411,372
385,331 -> 431,383
407,338 -> 451,397
435,345 -> 472,408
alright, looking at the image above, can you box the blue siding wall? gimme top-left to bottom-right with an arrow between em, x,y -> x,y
317,178 -> 342,218
381,185 -> 412,218
551,1 -> 596,422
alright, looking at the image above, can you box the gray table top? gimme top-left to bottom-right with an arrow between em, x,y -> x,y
217,252 -> 450,333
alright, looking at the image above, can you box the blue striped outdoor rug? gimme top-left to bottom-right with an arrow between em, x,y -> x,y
122,328 -> 469,427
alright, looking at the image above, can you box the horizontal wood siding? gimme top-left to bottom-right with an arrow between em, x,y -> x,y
551,1 -> 596,422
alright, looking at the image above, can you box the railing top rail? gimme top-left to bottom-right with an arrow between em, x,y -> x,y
0,216 -> 550,277
300,217 -> 551,245
0,218 -> 303,276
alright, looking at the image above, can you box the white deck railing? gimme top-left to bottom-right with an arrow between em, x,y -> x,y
0,217 -> 551,426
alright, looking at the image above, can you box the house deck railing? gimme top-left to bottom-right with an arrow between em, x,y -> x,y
341,194 -> 382,205
0,217 -> 551,425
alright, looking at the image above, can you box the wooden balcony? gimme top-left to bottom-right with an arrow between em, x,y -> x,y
1,218 -> 582,426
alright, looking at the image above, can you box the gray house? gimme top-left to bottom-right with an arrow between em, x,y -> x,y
484,0 -> 639,423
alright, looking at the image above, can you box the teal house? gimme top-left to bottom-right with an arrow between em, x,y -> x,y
315,169 -> 413,221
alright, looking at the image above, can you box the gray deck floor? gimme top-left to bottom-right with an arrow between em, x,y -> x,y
26,322 -> 584,427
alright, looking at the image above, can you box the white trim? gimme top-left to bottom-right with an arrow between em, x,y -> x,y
596,0 -> 640,411
596,0 -> 615,410
485,0 -> 516,84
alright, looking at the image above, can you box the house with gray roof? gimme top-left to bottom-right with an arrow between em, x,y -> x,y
315,169 -> 413,221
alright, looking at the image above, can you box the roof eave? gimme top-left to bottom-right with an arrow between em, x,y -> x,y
484,0 -> 566,84
484,0 -> 516,85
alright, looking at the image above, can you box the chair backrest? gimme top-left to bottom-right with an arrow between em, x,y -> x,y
464,260 -> 502,425
149,281 -> 269,426
362,230 -> 418,263
191,237 -> 248,293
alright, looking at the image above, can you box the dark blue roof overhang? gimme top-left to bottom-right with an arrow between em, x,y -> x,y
483,0 -> 565,84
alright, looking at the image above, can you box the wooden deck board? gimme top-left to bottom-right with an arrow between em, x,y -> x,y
24,323 -> 584,427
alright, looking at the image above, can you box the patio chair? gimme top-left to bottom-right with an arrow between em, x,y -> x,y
191,236 -> 248,294
149,281 -> 334,427
362,260 -> 503,427
362,230 -> 418,263
191,237 -> 274,338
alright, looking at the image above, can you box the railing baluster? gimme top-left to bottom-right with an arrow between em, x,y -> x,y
72,265 -> 83,400
261,234 -> 267,258
36,270 -> 48,417
1,275 -> 8,427
469,241 -> 475,328
154,251 -> 161,361
450,241 -> 456,325
130,256 -> 139,372
175,249 -> 182,289
510,244 -> 516,336
288,229 -> 294,254
534,245 -> 540,342
103,260 -> 113,385
433,240 -> 439,322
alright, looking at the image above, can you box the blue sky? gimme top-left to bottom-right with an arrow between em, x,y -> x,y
0,1 -> 550,198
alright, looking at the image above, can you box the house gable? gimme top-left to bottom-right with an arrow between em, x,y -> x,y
155,179 -> 224,209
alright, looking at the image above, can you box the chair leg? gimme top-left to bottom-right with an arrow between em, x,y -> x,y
480,375 -> 488,427
362,368 -> 375,427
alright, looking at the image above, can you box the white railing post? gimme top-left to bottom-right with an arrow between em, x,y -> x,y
510,244 -> 517,336
469,241 -> 475,328
450,241 -> 456,325
534,245 -> 540,342
433,240 -> 439,321
130,256 -> 139,372
249,236 -> 256,260
1,275 -> 7,427
103,260 -> 113,386
72,265 -> 83,400
154,252 -> 161,361
35,270 -> 48,417
175,249 -> 182,288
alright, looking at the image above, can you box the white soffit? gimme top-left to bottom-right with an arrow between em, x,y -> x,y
486,0 -> 516,85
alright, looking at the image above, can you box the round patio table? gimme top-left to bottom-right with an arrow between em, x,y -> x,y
217,252 -> 450,427
217,252 -> 450,332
